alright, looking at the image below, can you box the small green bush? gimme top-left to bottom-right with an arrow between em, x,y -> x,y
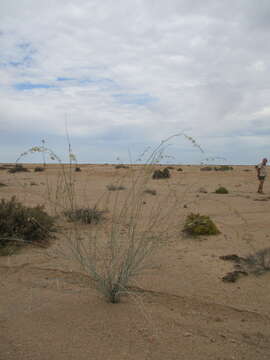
215,186 -> 229,194
177,168 -> 183,172
8,164 -> 29,173
152,168 -> 170,179
183,213 -> 220,236
75,167 -> 81,172
107,184 -> 126,191
144,188 -> 157,196
34,166 -> 45,172
64,207 -> 106,224
0,197 -> 56,254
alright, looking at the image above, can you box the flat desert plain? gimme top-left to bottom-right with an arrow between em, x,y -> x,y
0,164 -> 270,360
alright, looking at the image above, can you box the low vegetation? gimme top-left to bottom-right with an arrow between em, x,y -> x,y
64,207 -> 106,224
183,213 -> 220,236
214,165 -> 234,171
0,196 -> 56,255
144,188 -> 157,196
115,164 -> 129,169
152,167 -> 170,179
75,167 -> 81,172
200,166 -> 213,171
107,184 -> 126,191
215,186 -> 229,194
8,164 -> 29,173
34,166 -> 45,172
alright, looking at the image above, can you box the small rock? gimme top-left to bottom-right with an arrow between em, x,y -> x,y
183,332 -> 192,337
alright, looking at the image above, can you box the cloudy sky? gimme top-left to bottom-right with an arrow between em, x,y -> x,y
1,0 -> 270,164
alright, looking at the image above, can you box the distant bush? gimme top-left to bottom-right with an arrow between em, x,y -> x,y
0,182 -> 7,187
200,166 -> 213,171
177,168 -> 183,172
34,166 -> 45,172
0,197 -> 56,255
183,213 -> 220,236
215,186 -> 229,194
64,207 -> 106,224
75,167 -> 81,172
152,167 -> 170,179
166,166 -> 174,170
214,165 -> 233,171
115,164 -> 129,169
8,164 -> 29,173
107,184 -> 126,191
144,188 -> 157,196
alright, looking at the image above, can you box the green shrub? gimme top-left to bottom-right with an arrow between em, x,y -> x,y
34,166 -> 45,172
177,167 -> 183,172
215,186 -> 229,194
152,168 -> 170,179
8,164 -> 29,173
0,197 -> 56,254
64,207 -> 106,224
183,213 -> 220,236
107,184 -> 126,191
75,167 -> 81,172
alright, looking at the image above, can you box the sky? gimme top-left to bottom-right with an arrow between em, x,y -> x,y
1,0 -> 270,164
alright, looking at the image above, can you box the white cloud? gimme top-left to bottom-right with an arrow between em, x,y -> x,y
1,0 -> 270,163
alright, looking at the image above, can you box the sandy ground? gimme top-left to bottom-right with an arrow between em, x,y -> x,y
0,164 -> 270,360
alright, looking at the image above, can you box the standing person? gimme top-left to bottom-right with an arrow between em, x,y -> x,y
256,158 -> 268,194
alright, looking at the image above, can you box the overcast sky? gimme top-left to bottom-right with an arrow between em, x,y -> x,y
1,0 -> 270,164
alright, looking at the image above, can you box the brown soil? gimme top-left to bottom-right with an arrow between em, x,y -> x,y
1,164 -> 270,360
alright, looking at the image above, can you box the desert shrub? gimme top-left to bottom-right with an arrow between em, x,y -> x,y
214,165 -> 233,171
0,182 -> 7,187
183,213 -> 220,236
166,166 -> 174,170
215,186 -> 229,194
200,166 -> 213,171
152,167 -> 170,179
115,164 -> 129,169
107,184 -> 126,191
144,188 -> 157,196
177,168 -> 183,172
17,132 -> 204,303
243,169 -> 251,172
0,196 -> 56,254
34,166 -> 45,172
30,181 -> 37,186
8,164 -> 29,173
75,167 -> 81,172
64,207 -> 106,224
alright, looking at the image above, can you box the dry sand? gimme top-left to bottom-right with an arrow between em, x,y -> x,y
0,164 -> 270,360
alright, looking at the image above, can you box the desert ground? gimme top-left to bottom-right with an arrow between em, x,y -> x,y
0,163 -> 270,360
